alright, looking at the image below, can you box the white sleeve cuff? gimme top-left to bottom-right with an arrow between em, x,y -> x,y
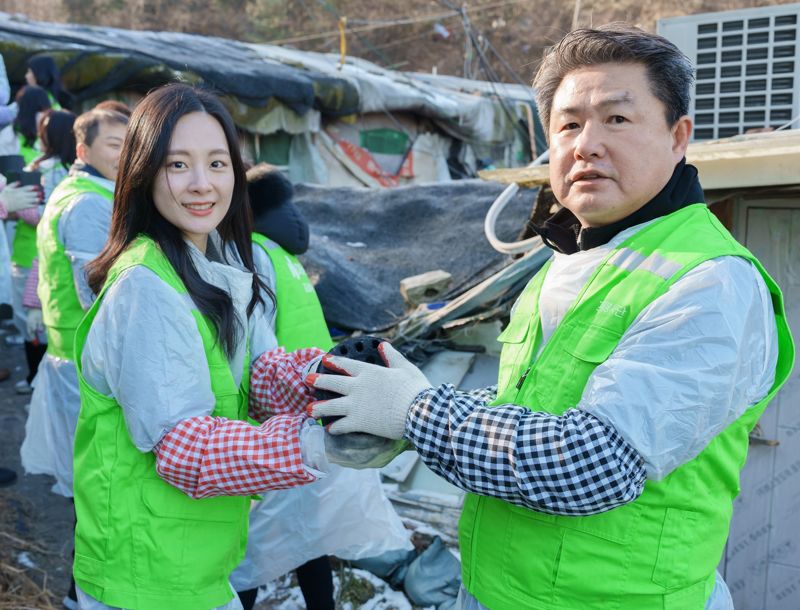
299,419 -> 329,477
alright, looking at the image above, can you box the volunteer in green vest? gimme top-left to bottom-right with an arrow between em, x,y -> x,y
9,84 -> 49,392
22,107 -> 128,489
18,106 -> 127,610
307,24 -> 795,610
237,165 -> 334,610
234,165 -> 410,610
73,84 -> 329,610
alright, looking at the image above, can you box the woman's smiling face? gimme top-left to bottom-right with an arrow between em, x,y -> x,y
152,111 -> 234,253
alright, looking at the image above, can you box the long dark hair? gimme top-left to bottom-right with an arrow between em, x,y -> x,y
87,84 -> 271,358
14,85 -> 51,147
34,110 -> 76,170
27,55 -> 73,110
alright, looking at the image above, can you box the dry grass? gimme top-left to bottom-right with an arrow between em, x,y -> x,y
0,495 -> 58,610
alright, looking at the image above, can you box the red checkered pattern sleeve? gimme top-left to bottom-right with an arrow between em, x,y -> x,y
16,206 -> 41,225
153,414 -> 316,498
249,346 -> 325,422
22,257 -> 41,309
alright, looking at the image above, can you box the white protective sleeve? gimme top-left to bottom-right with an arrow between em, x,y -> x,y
536,218 -> 778,481
574,255 -> 778,481
81,238 -> 279,452
57,180 -> 114,310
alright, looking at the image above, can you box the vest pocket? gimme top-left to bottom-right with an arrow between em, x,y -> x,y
502,503 -> 640,609
502,508 -> 564,607
134,479 -> 245,589
651,508 -> 701,589
534,322 -> 621,408
207,363 -> 243,419
562,322 -> 620,364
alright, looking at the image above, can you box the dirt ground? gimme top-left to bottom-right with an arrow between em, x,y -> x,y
0,326 -> 73,608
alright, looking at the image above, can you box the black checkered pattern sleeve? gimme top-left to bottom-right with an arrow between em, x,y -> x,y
405,384 -> 647,516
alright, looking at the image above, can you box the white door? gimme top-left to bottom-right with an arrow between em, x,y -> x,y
724,200 -> 800,609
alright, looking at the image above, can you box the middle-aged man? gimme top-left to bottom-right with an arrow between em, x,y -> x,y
19,106 -> 128,610
307,25 -> 794,610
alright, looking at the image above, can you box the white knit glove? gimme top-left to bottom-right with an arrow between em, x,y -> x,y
307,342 -> 431,439
2,183 -> 40,212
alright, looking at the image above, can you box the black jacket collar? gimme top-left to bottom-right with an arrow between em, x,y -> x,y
533,160 -> 705,254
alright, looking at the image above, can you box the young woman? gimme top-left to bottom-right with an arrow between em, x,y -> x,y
26,55 -> 73,110
14,85 -> 51,164
73,84 -> 329,610
18,110 -> 78,387
30,109 -> 76,198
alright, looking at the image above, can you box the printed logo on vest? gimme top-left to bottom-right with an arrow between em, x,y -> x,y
286,258 -> 305,280
597,300 -> 628,318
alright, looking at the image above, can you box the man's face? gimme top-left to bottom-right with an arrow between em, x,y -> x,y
78,121 -> 127,182
547,62 -> 691,228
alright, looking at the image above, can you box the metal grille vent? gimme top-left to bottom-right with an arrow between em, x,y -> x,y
659,5 -> 800,141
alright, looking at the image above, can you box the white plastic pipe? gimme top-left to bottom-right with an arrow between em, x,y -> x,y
485,183 -> 537,254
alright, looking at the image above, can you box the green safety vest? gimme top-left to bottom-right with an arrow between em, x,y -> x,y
10,135 -> 40,268
17,133 -> 38,165
458,204 -> 794,610
252,233 -> 333,352
72,236 -> 251,610
47,91 -> 61,111
37,175 -> 113,360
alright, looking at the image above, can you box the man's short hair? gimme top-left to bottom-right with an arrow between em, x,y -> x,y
533,24 -> 694,135
93,99 -> 133,117
73,108 -> 129,147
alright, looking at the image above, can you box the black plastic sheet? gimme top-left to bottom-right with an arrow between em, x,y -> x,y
296,179 -> 537,332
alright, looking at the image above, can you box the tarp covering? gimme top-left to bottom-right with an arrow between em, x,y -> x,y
249,44 -> 541,148
0,11 -> 358,117
0,12 -> 541,150
295,179 -> 537,331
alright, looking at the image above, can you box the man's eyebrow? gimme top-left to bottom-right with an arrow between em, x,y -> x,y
555,93 -> 635,115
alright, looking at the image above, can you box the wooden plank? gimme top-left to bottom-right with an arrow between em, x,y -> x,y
478,131 -> 800,190
400,269 -> 452,306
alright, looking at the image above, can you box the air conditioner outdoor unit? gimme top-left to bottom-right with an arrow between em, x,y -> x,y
658,3 -> 800,141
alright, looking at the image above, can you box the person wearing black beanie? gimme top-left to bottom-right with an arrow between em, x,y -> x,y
247,163 -> 309,255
